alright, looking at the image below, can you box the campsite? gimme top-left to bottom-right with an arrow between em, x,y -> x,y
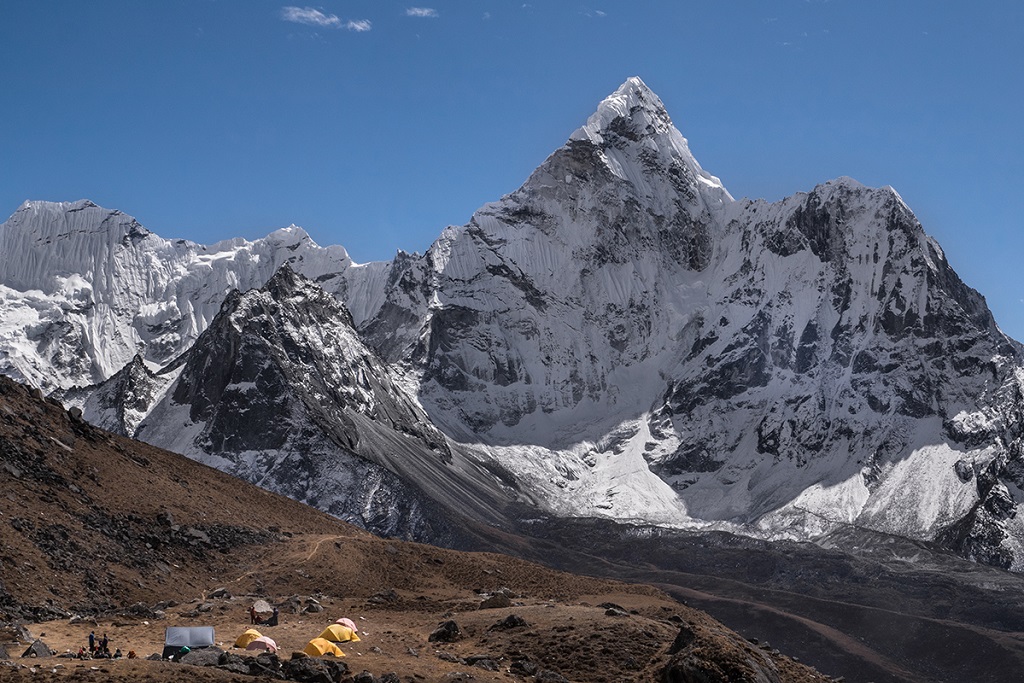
0,375 -> 830,681
3,565 -> 828,682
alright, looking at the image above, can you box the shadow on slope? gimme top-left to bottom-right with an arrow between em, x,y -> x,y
482,517 -> 1024,683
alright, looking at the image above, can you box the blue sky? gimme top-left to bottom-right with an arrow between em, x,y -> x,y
2,2 -> 1022,338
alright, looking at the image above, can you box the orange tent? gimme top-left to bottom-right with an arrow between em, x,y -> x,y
317,624 -> 360,643
303,638 -> 345,658
234,629 -> 262,648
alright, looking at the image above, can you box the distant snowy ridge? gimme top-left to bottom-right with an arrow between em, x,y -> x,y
0,199 -> 378,389
6,77 -> 1024,568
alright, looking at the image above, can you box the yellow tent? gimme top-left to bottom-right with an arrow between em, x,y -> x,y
303,638 -> 345,658
317,624 -> 361,643
234,629 -> 262,648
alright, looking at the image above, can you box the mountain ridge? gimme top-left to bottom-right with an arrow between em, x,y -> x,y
4,77 -> 1024,571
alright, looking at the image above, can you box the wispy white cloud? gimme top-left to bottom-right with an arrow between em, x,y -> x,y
346,19 -> 372,32
281,6 -> 342,28
405,7 -> 438,18
280,7 -> 371,32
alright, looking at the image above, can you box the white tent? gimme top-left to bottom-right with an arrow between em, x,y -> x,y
163,626 -> 215,658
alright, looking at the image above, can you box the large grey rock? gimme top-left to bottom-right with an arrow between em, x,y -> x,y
179,647 -> 224,667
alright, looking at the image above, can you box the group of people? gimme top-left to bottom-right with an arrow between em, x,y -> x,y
249,606 -> 280,627
78,631 -> 133,660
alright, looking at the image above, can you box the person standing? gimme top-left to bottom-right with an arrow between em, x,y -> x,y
88,631 -> 95,653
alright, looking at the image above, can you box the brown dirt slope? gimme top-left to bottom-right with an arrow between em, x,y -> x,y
0,375 -> 830,682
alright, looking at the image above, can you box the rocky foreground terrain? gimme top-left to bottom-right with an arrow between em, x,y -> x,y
0,374 -> 827,682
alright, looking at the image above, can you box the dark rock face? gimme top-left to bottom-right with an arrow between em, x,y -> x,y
167,266 -> 448,457
282,656 -> 349,682
172,266 -> 448,458
135,265 -> 485,545
55,354 -> 165,436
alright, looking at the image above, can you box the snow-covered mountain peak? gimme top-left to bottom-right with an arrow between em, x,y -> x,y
266,224 -> 315,247
826,175 -> 867,190
5,199 -> 147,239
572,76 -> 670,139
0,199 -> 151,293
567,77 -> 732,210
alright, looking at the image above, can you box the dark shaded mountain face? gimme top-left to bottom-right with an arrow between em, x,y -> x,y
54,354 -> 164,436
130,265 -> 511,545
4,77 -> 1024,572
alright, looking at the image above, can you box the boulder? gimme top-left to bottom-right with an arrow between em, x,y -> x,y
667,624 -> 697,655
660,652 -> 783,683
489,614 -> 528,630
179,647 -> 224,667
510,659 -> 537,676
216,652 -> 254,675
428,620 -> 461,643
255,651 -> 281,671
479,593 -> 512,609
282,656 -> 349,682
470,657 -> 499,671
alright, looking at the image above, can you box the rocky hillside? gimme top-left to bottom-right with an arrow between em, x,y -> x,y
0,374 -> 828,683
